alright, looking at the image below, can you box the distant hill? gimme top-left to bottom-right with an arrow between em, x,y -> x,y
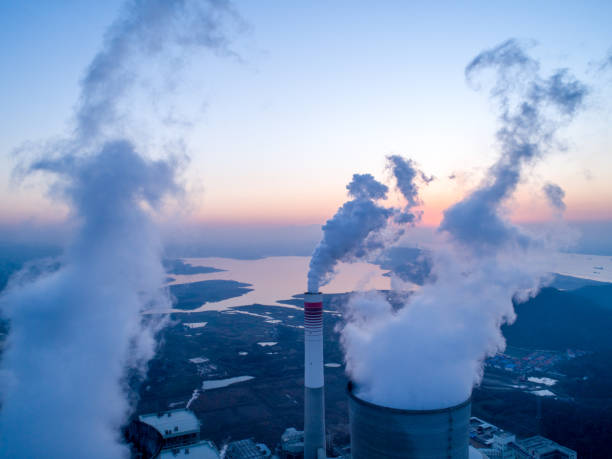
503,287 -> 612,351
549,273 -> 611,291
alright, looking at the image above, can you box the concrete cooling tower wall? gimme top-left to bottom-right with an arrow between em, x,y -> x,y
348,382 -> 471,459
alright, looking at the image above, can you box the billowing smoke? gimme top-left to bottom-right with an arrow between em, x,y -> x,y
377,246 -> 435,287
339,40 -> 587,409
308,156 -> 431,293
74,0 -> 239,143
308,174 -> 393,293
341,253 -> 542,409
0,0 -> 238,456
387,154 -> 433,225
0,143 -> 177,457
599,48 -> 612,71
440,39 -> 586,253
543,182 -> 566,212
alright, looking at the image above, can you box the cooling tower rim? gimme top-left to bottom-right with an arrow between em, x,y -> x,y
347,381 -> 471,414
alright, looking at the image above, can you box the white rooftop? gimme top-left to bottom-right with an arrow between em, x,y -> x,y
469,446 -> 486,458
139,409 -> 200,438
160,441 -> 219,459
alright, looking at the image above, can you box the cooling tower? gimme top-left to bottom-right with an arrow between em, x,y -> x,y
304,292 -> 326,459
348,382 -> 471,459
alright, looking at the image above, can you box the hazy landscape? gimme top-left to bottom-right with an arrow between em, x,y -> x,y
126,255 -> 612,456
3,251 -> 612,456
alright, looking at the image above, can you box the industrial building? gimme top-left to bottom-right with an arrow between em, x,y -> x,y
127,293 -> 578,459
470,416 -> 516,451
139,409 -> 201,450
469,417 -> 577,459
132,408 -> 275,459
134,409 -> 222,458
515,436 -> 577,459
159,440 -> 220,459
280,427 -> 305,459
225,438 -> 272,458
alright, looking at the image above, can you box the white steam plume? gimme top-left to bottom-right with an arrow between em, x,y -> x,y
0,142 -> 177,457
387,154 -> 433,225
74,0 -> 240,144
543,182 -> 566,212
308,174 -> 392,293
307,157 -> 430,293
0,0 -> 240,456
440,39 -> 586,252
340,39 -> 587,410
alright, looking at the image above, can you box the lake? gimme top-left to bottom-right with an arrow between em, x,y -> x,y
162,253 -> 611,313
166,256 -> 389,312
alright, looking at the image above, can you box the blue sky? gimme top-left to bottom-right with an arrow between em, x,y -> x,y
1,0 -> 611,227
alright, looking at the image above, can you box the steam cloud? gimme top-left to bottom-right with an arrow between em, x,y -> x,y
307,174 -> 392,293
339,39 -> 587,409
543,182 -> 566,212
75,0 -> 239,143
308,157 -> 431,292
440,39 -> 586,252
0,143 -> 177,457
387,154 -> 433,225
0,0 -> 238,456
599,48 -> 612,71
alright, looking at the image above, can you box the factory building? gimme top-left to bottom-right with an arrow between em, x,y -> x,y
128,290 -> 578,459
133,408 -> 276,459
134,409 -> 221,458
514,436 -> 577,459
280,427 -> 305,459
225,438 -> 272,458
470,416 -> 517,456
469,417 -> 577,459
139,409 -> 201,449
159,440 -> 220,459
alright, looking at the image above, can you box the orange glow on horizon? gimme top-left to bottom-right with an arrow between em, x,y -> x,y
1,187 -> 610,229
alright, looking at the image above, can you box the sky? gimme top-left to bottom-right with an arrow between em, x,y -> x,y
0,1 -> 611,241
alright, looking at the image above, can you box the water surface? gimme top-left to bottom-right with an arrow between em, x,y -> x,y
160,253 -> 611,313
167,256 -> 389,312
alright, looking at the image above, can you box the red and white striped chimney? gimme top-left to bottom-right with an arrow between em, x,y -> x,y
304,292 -> 325,459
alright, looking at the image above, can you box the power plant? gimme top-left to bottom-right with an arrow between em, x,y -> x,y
128,294 -> 578,459
303,291 -> 473,459
303,292 -> 326,459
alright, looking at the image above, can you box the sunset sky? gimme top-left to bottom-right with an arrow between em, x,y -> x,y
1,1 -> 611,232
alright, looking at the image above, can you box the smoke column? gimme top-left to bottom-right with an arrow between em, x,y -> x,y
387,154 -> 433,225
74,0 -> 240,143
543,183 -> 566,212
340,39 -> 587,410
440,39 -> 586,252
307,174 -> 392,293
308,157 -> 431,292
0,0 -> 239,456
0,143 -> 177,457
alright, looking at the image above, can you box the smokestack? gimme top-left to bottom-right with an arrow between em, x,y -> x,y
347,382 -> 471,459
304,292 -> 326,459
